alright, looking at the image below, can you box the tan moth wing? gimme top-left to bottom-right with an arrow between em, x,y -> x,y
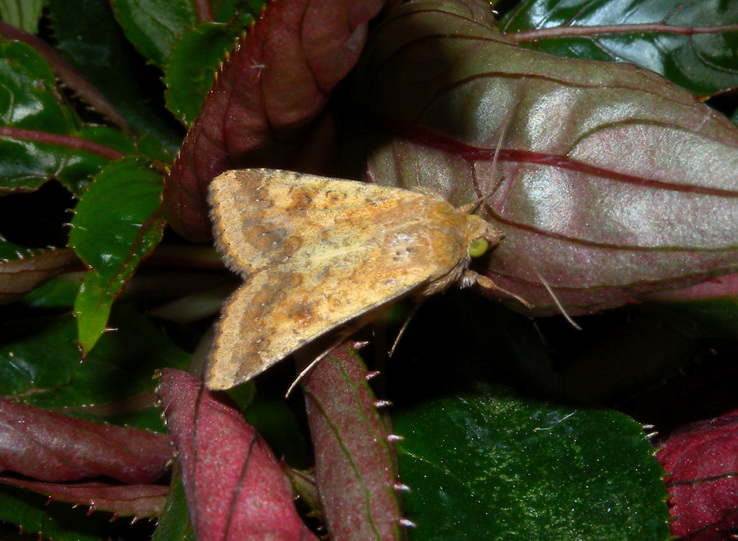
206,169 -> 501,390
210,169 -> 427,276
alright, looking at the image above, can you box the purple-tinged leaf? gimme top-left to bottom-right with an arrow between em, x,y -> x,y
353,0 -> 738,315
157,369 -> 316,541
301,345 -> 406,540
0,397 -> 172,483
658,409 -> 738,540
164,0 -> 387,241
0,244 -> 77,304
0,477 -> 167,519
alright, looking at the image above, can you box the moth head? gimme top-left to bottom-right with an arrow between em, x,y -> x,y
464,214 -> 503,259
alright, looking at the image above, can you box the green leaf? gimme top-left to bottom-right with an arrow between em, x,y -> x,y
394,389 -> 670,540
110,0 -> 259,76
215,0 -> 262,26
152,468 -> 195,541
19,272 -> 82,311
164,22 -> 242,126
0,39 -> 133,194
0,0 -> 43,33
110,0 -> 198,68
68,156 -> 165,356
47,0 -> 183,153
500,0 -> 738,96
0,306 -> 189,429
647,298 -> 738,341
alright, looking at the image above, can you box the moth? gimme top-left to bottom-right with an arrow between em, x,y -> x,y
205,168 -> 504,390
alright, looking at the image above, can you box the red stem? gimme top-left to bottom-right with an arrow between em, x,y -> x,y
0,126 -> 125,160
507,22 -> 738,43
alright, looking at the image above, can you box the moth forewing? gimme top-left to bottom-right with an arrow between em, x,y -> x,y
205,169 -> 505,390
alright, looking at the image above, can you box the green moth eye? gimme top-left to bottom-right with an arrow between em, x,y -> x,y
468,238 -> 489,258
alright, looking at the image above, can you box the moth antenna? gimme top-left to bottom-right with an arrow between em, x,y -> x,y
461,104 -> 518,215
530,268 -> 582,331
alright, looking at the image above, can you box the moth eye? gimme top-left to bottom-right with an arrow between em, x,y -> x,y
468,237 -> 489,258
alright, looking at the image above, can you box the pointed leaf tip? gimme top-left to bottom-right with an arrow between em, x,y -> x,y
157,369 -> 316,541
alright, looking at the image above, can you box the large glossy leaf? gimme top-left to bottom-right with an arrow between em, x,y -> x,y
69,156 -> 165,356
301,344 -> 406,540
500,0 -> 738,96
352,0 -> 738,315
394,388 -> 670,540
164,0 -> 387,241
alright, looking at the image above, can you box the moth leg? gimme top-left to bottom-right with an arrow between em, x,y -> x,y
288,325 -> 365,397
388,300 -> 424,358
471,271 -> 535,309
474,271 -> 583,330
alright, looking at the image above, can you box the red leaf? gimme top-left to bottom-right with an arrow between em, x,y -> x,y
301,344 -> 406,540
658,409 -> 738,539
157,369 -> 316,541
0,397 -> 171,483
0,476 -> 167,518
164,0 -> 386,241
